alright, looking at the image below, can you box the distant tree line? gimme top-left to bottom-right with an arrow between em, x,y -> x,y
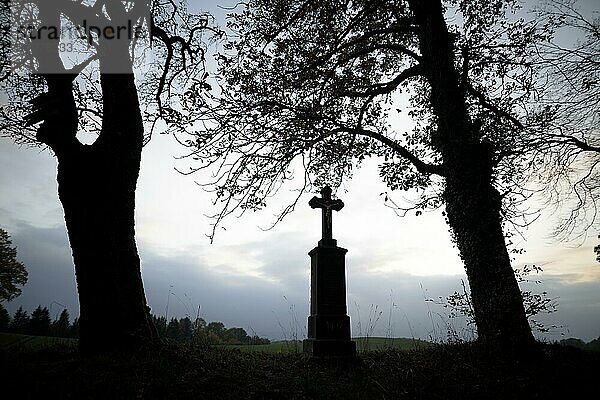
151,315 -> 270,345
0,303 -> 269,345
0,304 -> 78,338
560,338 -> 600,352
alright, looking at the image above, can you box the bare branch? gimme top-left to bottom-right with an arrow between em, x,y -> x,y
466,84 -> 524,130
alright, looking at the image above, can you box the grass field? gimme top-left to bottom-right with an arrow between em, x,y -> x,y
230,337 -> 432,353
2,332 -> 599,399
3,337 -> 600,399
0,333 -> 431,354
0,332 -> 77,351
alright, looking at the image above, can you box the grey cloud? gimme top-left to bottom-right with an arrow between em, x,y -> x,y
3,216 -> 599,342
535,277 -> 600,341
140,247 -> 309,339
3,221 -> 78,319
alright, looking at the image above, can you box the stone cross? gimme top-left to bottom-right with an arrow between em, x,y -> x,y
304,185 -> 355,357
309,186 -> 344,241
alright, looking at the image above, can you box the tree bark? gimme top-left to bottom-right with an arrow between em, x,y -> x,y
55,73 -> 156,354
408,0 -> 535,348
28,6 -> 156,351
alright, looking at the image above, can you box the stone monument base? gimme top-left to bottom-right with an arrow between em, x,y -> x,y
303,338 -> 356,358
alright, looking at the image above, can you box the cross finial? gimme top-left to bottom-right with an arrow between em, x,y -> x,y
309,186 -> 344,245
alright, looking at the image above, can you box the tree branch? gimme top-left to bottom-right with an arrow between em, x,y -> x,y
467,84 -> 524,129
341,64 -> 423,98
340,126 -> 445,176
558,134 -> 600,153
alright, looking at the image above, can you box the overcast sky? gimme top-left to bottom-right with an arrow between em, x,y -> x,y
1,0 -> 599,342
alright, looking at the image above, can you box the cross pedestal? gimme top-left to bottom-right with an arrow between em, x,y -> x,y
303,187 -> 356,358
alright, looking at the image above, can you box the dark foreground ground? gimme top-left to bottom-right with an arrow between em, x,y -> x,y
1,339 -> 599,399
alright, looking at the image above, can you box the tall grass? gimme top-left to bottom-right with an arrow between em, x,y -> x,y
272,296 -> 303,353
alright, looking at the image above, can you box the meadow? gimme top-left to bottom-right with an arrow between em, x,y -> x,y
0,333 -> 431,353
2,332 -> 599,399
227,337 -> 433,354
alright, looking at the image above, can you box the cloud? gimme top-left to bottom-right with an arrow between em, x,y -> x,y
140,245 -> 307,338
525,275 -> 600,342
0,140 -> 62,230
515,238 -> 600,284
2,133 -> 599,342
3,214 -> 600,342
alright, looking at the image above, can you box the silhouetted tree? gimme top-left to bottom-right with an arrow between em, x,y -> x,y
0,1 -> 216,353
193,317 -> 207,333
69,317 -> 80,339
588,337 -> 600,351
191,317 -> 209,342
50,309 -> 71,338
207,321 -> 226,339
595,237 -> 600,263
191,0 -> 549,348
0,228 -> 28,302
179,317 -> 193,340
166,318 -> 181,339
249,335 -> 270,345
152,315 -> 168,337
225,327 -> 251,344
0,303 -> 9,331
9,306 -> 30,334
149,314 -> 269,344
29,305 -> 51,336
560,338 -> 587,349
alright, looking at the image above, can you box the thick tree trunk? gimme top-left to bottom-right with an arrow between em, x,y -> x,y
408,0 -> 535,348
28,4 -> 156,354
56,73 -> 155,354
444,148 -> 535,348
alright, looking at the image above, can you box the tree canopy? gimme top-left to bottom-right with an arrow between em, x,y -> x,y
0,0 -> 218,146
151,314 -> 270,344
29,305 -> 51,336
184,0 -> 553,240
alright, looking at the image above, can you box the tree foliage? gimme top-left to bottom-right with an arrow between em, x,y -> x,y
50,309 -> 71,338
2,305 -> 76,337
185,0 -> 553,240
0,0 -> 219,146
166,317 -> 181,339
29,305 -> 51,336
0,228 -> 28,302
9,306 -> 30,334
2,306 -> 270,343
152,314 -> 269,344
0,303 -> 9,330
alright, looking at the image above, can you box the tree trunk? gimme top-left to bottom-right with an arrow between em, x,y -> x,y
444,148 -> 535,348
56,73 -> 155,354
28,4 -> 156,354
408,0 -> 535,348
